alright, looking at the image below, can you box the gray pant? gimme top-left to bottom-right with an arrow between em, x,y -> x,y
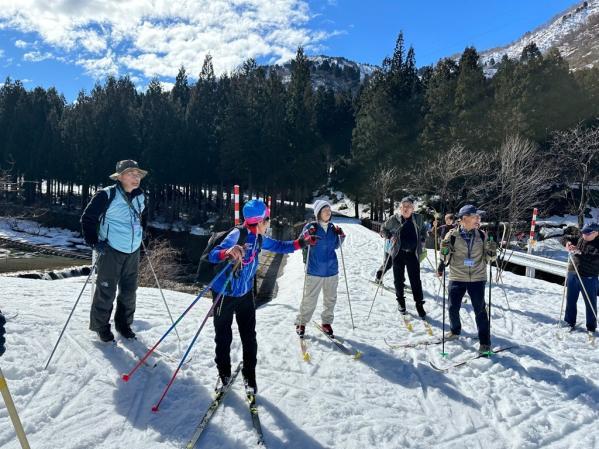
296,274 -> 339,325
89,245 -> 140,332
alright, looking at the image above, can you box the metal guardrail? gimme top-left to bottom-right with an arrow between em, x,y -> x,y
501,249 -> 568,277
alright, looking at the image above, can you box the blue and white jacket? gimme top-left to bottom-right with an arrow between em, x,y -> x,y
209,226 -> 299,297
98,186 -> 145,254
303,221 -> 344,277
81,184 -> 146,254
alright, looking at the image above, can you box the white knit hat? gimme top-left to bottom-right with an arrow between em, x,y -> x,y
313,200 -> 332,220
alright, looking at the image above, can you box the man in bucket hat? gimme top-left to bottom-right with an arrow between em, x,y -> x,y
81,160 -> 148,342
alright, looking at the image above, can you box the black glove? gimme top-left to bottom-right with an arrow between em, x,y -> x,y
436,262 -> 445,277
94,240 -> 107,255
0,311 -> 6,357
334,226 -> 345,237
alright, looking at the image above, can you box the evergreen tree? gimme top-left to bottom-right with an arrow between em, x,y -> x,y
420,58 -> 459,154
452,47 -> 491,151
286,47 -> 322,198
171,66 -> 190,110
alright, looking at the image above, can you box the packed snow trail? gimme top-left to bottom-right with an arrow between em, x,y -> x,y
1,218 -> 598,448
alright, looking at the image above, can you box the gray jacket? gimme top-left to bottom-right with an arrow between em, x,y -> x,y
441,226 -> 492,282
381,213 -> 427,258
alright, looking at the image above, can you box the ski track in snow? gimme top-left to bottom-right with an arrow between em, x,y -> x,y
1,218 -> 598,449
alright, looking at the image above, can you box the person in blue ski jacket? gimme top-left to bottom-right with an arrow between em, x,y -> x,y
295,200 -> 345,337
208,199 -> 316,393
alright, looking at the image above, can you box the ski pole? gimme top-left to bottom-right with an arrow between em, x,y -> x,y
150,263 -> 239,412
425,255 -> 442,287
339,242 -> 355,330
298,245 -> 312,329
488,255 -> 492,338
0,367 -> 31,449
496,223 -> 507,282
141,240 -> 181,345
91,249 -> 97,301
556,268 -> 568,330
434,215 -> 439,269
441,266 -> 448,357
367,241 -> 394,320
122,261 -> 232,382
45,257 -> 99,370
568,253 -> 598,321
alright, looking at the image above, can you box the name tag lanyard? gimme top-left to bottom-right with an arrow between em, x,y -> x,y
460,229 -> 476,267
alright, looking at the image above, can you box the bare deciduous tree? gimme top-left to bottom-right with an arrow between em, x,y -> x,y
483,134 -> 556,225
371,165 -> 399,220
416,143 -> 486,213
550,122 -> 599,228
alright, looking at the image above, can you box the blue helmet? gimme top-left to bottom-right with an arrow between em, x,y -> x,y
243,199 -> 269,224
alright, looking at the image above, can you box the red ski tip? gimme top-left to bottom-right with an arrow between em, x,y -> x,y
151,405 -> 159,413
122,374 -> 130,382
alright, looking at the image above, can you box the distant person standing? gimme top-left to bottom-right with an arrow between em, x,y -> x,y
81,160 -> 148,342
562,223 -> 599,333
438,213 -> 456,240
380,197 -> 428,318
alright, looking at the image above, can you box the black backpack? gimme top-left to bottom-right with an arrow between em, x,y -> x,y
99,185 -> 118,225
196,226 -> 262,281
447,229 -> 487,261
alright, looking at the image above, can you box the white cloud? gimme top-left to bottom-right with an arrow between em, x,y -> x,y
0,49 -> 4,58
0,0 -> 337,80
14,39 -> 28,48
76,51 -> 119,78
23,50 -> 53,62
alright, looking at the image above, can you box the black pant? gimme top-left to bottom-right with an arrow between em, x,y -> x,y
90,246 -> 140,332
212,290 -> 257,381
393,249 -> 424,306
448,281 -> 490,345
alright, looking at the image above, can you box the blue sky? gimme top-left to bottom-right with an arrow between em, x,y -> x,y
0,0 -> 580,102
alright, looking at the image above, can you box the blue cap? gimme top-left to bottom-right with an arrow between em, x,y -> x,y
581,223 -> 599,234
400,196 -> 414,204
243,199 -> 269,224
457,204 -> 485,218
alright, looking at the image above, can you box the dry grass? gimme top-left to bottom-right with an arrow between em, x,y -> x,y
138,238 -> 182,289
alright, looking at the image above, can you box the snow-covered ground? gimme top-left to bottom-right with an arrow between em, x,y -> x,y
1,218 -> 598,449
0,218 -> 87,252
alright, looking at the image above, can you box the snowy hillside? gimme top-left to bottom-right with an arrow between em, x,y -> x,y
480,0 -> 599,70
1,219 -> 598,449
266,56 -> 377,92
